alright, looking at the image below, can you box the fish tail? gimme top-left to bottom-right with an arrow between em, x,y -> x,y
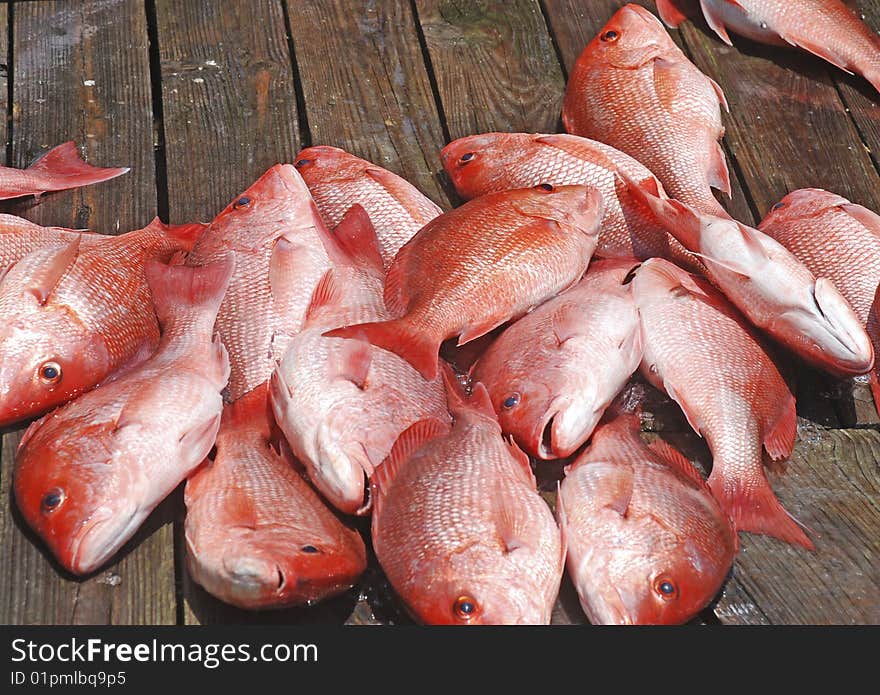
145,253 -> 235,330
221,382 -> 272,435
324,319 -> 440,381
655,0 -> 687,27
26,141 -> 129,186
708,467 -> 814,550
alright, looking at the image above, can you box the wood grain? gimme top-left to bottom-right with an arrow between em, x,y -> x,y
0,0 -> 174,625
414,0 -> 565,137
0,3 -> 7,166
287,0 -> 451,207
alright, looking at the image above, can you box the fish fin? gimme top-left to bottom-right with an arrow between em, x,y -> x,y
458,316 -> 508,346
371,417 -> 449,519
763,393 -> 797,460
268,236 -> 302,308
178,412 -> 223,459
26,238 -> 81,305
550,305 -> 584,346
664,380 -> 704,436
620,171 -> 702,249
441,363 -> 498,421
304,268 -> 344,324
707,467 -> 814,549
707,143 -> 731,196
221,482 -> 260,531
324,319 -> 440,380
640,257 -> 712,300
25,141 -> 129,187
495,487 -> 536,554
839,202 -> 880,233
778,32 -> 854,75
648,438 -> 708,489
143,217 -> 207,251
699,0 -> 734,45
505,436 -> 536,487
604,465 -> 635,517
382,248 -> 410,317
554,481 -> 568,569
145,253 -> 235,328
655,0 -> 688,27
333,338 -> 372,390
333,204 -> 384,273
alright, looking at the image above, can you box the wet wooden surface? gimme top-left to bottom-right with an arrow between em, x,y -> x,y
0,0 -> 878,626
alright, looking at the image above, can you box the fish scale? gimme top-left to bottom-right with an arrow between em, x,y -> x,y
562,4 -> 731,218
371,381 -> 564,625
0,214 -> 104,269
294,145 -> 443,269
631,258 -> 810,549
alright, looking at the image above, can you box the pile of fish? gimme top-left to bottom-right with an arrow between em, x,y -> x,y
3,1 -> 880,624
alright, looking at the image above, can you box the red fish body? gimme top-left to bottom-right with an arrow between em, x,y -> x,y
0,214 -> 103,270
185,384 -> 367,609
759,189 -> 880,413
472,259 -> 643,460
13,257 -> 233,575
656,0 -> 880,94
631,258 -> 811,549
627,176 -> 874,377
326,185 -> 604,381
294,145 -> 443,269
562,4 -> 731,218
370,373 -> 564,624
0,218 -> 205,426
559,410 -> 737,624
187,164 -> 336,402
441,132 -> 701,272
0,142 -> 129,200
270,210 -> 449,515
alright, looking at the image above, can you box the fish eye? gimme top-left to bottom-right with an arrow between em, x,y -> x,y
453,595 -> 478,620
41,487 -> 65,514
301,545 -> 320,553
233,197 -> 251,209
653,576 -> 679,601
459,152 -> 476,165
294,158 -> 313,168
771,202 -> 786,211
601,29 -> 620,42
535,183 -> 555,192
502,392 -> 521,409
38,361 -> 62,385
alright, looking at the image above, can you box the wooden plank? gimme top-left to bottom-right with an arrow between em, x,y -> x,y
661,427 -> 880,624
414,0 -> 565,137
0,0 -> 174,625
0,3 -> 7,167
288,0 -> 450,207
157,0 -> 301,223
154,0 -> 306,624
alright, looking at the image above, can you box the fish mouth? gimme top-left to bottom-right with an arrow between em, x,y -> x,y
68,506 -> 142,575
534,401 -> 597,460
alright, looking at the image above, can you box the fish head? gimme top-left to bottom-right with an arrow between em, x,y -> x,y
440,133 -> 529,199
0,309 -> 111,426
761,188 -> 850,227
13,417 -> 142,575
582,4 -> 671,70
292,145 -> 366,185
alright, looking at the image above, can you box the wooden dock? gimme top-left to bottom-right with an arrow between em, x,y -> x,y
0,0 -> 878,626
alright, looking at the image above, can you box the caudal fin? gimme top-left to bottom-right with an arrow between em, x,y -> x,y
145,253 -> 235,329
324,319 -> 440,380
708,467 -> 814,550
26,141 -> 129,189
655,0 -> 687,27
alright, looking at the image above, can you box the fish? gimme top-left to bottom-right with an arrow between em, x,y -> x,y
655,0 -> 880,94
561,4 -> 731,218
631,257 -> 811,548
186,164 -> 337,402
559,408 -> 737,625
184,383 -> 367,609
0,214 -> 102,270
625,175 -> 874,377
0,142 -> 129,200
270,206 -> 450,515
370,369 -> 565,624
13,256 -> 233,575
325,185 -> 605,381
0,217 -> 206,426
759,189 -> 880,414
472,258 -> 643,460
293,145 -> 443,269
441,132 -> 702,273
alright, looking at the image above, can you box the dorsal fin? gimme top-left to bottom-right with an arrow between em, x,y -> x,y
304,269 -> 344,323
26,238 -> 81,305
441,363 -> 497,421
370,417 -> 450,521
333,204 -> 384,273
505,436 -> 536,487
